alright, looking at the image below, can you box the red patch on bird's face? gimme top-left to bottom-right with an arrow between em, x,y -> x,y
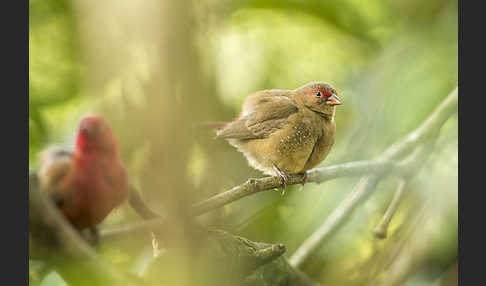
311,88 -> 332,97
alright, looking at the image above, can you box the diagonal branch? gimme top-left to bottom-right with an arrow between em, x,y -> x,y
288,87 -> 457,268
373,130 -> 441,239
382,87 -> 458,160
373,179 -> 407,239
29,174 -> 143,286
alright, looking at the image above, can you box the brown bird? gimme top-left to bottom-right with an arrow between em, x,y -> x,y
216,82 -> 342,190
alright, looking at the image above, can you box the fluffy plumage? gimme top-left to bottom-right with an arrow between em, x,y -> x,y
216,82 -> 342,184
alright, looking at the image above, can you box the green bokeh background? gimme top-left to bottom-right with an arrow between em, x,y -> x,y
29,0 -> 457,285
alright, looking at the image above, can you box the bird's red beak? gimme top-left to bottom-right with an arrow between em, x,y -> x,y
326,94 -> 342,105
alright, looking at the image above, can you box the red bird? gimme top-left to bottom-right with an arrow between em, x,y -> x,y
38,116 -> 129,230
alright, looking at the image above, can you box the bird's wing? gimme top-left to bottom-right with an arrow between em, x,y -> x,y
38,147 -> 74,206
216,94 -> 298,140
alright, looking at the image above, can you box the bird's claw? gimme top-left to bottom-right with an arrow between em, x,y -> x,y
280,175 -> 288,195
273,165 -> 290,195
295,172 -> 308,192
301,172 -> 308,186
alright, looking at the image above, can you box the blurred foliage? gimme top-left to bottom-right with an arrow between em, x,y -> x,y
29,0 -> 457,285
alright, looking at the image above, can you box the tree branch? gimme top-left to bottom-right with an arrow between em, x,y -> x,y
382,87 -> 458,161
100,160 -> 406,241
373,132 -> 440,239
29,174 -> 143,286
373,179 -> 407,239
191,160 -> 398,216
142,229 -> 319,286
128,186 -> 161,220
288,174 -> 382,268
288,87 -> 457,268
101,160 -> 400,240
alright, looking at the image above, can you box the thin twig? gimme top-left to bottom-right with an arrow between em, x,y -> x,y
100,217 -> 167,241
288,174 -> 382,268
373,134 -> 439,239
373,179 -> 407,239
128,186 -> 161,220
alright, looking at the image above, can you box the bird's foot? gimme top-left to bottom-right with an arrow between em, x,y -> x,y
300,172 -> 308,186
273,165 -> 290,195
296,172 -> 308,192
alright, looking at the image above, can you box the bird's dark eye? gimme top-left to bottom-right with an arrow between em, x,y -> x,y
315,91 -> 322,97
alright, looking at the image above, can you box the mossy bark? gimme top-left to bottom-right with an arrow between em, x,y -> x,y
144,229 -> 318,286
